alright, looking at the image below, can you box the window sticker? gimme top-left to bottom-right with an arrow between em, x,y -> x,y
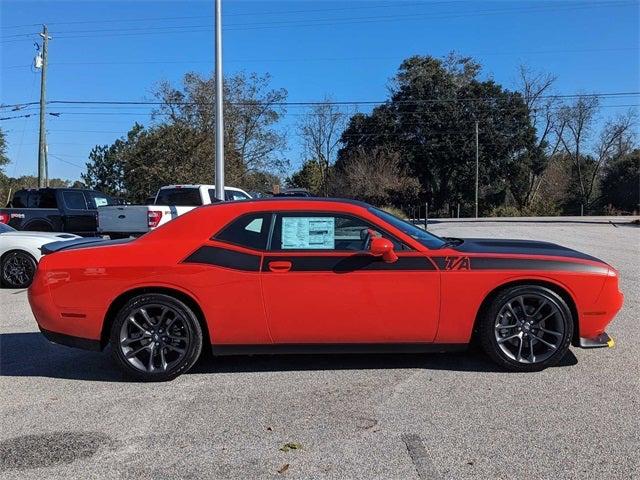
282,217 -> 335,249
94,197 -> 109,207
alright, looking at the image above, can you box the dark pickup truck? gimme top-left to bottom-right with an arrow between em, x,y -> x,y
0,188 -> 117,236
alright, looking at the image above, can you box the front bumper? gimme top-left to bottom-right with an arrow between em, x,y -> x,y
579,332 -> 615,349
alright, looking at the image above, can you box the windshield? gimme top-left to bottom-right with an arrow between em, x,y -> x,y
369,207 -> 445,249
0,223 -> 16,233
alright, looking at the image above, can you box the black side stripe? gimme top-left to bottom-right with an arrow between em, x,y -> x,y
432,256 -> 608,274
263,255 -> 436,273
183,246 -> 260,271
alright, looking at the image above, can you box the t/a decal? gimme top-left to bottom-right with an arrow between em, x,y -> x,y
444,256 -> 471,271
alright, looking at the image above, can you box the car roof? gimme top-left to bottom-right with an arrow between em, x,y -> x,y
203,197 -> 371,209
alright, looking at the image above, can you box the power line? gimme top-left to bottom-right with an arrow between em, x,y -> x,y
0,1 -> 432,29
3,46 -> 638,71
3,1 -> 634,42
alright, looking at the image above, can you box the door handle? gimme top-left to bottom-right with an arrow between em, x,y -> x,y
268,260 -> 292,273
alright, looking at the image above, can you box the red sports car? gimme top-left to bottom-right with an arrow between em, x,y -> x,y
28,199 -> 623,381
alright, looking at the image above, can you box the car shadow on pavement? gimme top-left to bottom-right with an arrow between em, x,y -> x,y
0,332 -> 578,382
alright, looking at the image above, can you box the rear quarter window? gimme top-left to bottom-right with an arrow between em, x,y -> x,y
156,188 -> 203,206
215,213 -> 272,250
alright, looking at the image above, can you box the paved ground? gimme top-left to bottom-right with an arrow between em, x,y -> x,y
0,218 -> 638,479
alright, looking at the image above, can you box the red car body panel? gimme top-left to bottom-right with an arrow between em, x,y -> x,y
28,199 -> 623,352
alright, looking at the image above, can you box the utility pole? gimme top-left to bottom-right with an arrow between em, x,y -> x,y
37,24 -> 50,188
214,0 -> 225,200
474,120 -> 479,218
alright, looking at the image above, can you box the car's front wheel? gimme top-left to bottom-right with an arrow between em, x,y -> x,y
1,251 -> 37,288
110,294 -> 203,381
479,285 -> 573,372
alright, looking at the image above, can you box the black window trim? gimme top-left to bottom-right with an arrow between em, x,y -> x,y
213,210 -> 412,253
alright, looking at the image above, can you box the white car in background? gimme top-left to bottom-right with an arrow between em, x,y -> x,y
0,223 -> 79,288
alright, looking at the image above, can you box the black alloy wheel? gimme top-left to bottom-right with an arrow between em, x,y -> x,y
110,294 -> 203,381
1,251 -> 37,288
479,285 -> 573,372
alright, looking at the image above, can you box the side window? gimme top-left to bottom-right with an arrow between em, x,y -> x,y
215,213 -> 272,251
38,190 -> 57,208
207,189 -> 224,203
27,191 -> 41,208
225,190 -> 250,201
270,213 -> 401,252
11,191 -> 28,208
62,191 -> 88,210
86,192 -> 112,209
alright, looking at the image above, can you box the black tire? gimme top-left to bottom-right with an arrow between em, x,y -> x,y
1,251 -> 37,288
109,294 -> 203,381
479,285 -> 573,372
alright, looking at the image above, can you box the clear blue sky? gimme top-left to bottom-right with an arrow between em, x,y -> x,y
1,0 -> 638,182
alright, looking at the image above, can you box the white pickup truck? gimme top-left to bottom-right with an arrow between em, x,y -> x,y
97,184 -> 251,238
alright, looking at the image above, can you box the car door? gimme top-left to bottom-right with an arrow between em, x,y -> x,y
260,211 -> 440,344
60,190 -> 94,234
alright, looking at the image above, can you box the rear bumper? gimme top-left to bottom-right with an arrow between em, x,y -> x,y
39,327 -> 102,351
579,332 -> 615,349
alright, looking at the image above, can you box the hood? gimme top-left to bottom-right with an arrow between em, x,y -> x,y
453,238 -> 605,264
2,231 -> 79,241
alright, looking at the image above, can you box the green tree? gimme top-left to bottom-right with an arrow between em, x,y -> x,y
82,123 -> 144,197
0,128 -> 9,174
83,72 -> 288,201
287,159 -> 324,195
601,149 -> 640,213
336,54 -> 539,214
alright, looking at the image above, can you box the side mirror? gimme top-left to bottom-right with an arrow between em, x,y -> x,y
369,237 -> 398,264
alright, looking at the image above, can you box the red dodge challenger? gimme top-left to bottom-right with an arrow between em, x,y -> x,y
28,198 -> 623,381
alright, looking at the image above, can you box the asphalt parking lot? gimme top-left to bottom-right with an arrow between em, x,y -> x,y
1,218 -> 638,480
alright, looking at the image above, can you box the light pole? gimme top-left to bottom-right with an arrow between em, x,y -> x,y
474,120 -> 479,218
214,0 -> 225,200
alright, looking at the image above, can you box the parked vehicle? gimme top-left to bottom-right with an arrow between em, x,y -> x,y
30,198 -> 622,381
97,184 -> 251,238
1,187 -> 116,236
0,222 -> 79,288
272,188 -> 313,197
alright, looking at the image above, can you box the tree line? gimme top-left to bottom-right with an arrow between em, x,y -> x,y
1,53 -> 637,215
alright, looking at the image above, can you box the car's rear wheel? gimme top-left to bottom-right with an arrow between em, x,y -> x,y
110,294 -> 203,381
479,285 -> 573,372
1,251 -> 37,288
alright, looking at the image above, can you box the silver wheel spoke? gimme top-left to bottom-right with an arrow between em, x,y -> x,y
148,344 -> 156,372
516,336 -> 524,361
529,338 -> 536,363
506,304 -> 521,322
160,348 -> 168,371
537,326 -> 562,337
531,299 -> 548,317
140,308 -> 155,327
126,344 -> 149,358
498,333 -> 520,344
165,344 -> 185,354
532,334 -> 557,350
517,296 -> 527,317
128,316 -> 150,335
122,335 -> 149,346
